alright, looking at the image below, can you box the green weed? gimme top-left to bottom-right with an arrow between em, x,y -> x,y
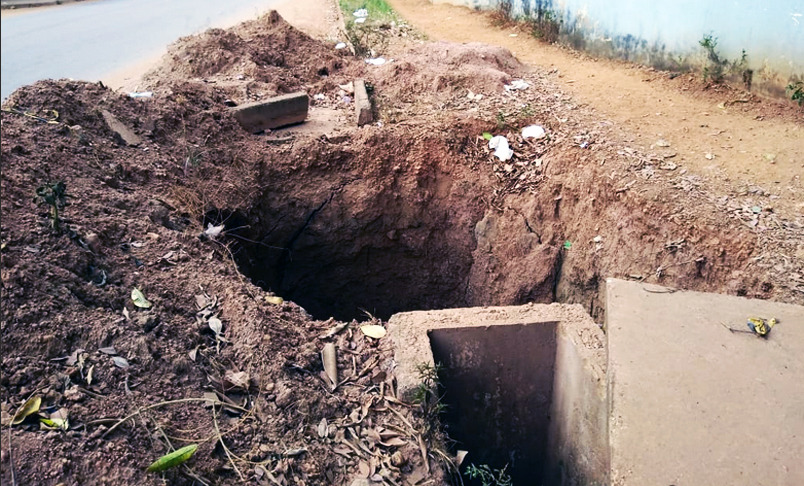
413,362 -> 446,437
527,8 -> 560,43
35,181 -> 68,233
464,463 -> 514,486
787,81 -> 804,106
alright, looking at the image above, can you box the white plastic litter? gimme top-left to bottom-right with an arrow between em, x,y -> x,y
489,136 -> 514,161
521,125 -> 546,140
128,91 -> 153,99
466,90 -> 484,101
314,93 -> 326,100
353,8 -> 368,17
335,42 -> 347,50
365,57 -> 387,66
355,17 -> 366,23
504,79 -> 530,92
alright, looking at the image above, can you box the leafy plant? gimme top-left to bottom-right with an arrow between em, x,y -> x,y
527,8 -> 561,43
413,362 -> 446,435
464,463 -> 514,486
699,34 -> 727,83
787,81 -> 804,106
35,181 -> 68,233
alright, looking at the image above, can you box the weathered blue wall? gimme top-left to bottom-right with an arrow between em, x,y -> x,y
435,0 -> 804,97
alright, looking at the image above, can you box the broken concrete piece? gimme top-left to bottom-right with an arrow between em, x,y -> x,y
101,110 -> 142,146
354,79 -> 373,127
231,92 -> 308,133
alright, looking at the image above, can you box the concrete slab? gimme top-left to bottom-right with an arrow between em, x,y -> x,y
230,92 -> 308,133
605,278 -> 804,486
388,303 -> 608,485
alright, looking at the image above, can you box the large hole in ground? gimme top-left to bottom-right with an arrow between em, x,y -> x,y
429,322 -> 559,485
219,129 -> 752,323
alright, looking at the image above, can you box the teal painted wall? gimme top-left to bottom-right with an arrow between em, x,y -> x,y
435,0 -> 804,97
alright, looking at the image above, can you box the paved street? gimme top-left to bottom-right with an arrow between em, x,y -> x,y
1,0 -> 283,99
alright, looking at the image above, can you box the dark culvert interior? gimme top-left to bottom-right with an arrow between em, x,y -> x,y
430,323 -> 560,485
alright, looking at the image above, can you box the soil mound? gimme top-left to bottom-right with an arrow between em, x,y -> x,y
143,11 -> 363,102
375,41 -> 522,102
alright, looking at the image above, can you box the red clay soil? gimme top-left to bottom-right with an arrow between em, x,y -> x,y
1,9 -> 802,486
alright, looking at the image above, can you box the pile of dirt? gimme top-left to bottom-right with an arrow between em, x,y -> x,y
2,8 -> 802,486
143,11 -> 364,105
374,42 -> 522,103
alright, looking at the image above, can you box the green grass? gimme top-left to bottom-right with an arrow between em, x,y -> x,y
338,0 -> 398,56
339,0 -> 395,23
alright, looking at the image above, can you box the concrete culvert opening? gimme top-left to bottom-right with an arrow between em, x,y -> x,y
429,322 -> 559,485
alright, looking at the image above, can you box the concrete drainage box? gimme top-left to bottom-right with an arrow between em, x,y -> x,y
388,304 -> 609,486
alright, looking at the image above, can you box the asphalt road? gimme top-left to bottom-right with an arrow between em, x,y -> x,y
1,0 -> 284,100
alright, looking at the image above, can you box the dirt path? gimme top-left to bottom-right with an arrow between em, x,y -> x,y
388,0 -> 803,213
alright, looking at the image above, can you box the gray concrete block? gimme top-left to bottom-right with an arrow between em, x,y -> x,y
354,79 -> 372,127
231,92 -> 308,133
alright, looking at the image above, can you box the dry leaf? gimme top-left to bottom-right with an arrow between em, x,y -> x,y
357,461 -> 370,478
11,396 -> 41,425
455,450 -> 468,467
112,356 -> 130,369
131,288 -> 152,309
122,307 -> 130,320
223,370 -> 249,390
317,418 -> 329,438
379,437 -> 407,448
188,347 -> 198,361
318,321 -> 348,340
202,392 -> 221,407
98,346 -> 117,355
360,325 -> 386,339
264,295 -> 284,305
322,343 -> 338,389
86,364 -> 95,385
208,316 -> 223,335
283,448 -> 306,457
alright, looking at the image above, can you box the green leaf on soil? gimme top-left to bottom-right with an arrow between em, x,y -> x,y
131,287 -> 152,308
563,240 -> 572,250
39,408 -> 69,430
482,132 -> 493,140
11,396 -> 41,425
146,444 -> 199,473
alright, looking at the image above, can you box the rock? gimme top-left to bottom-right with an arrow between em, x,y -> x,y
354,79 -> 373,126
231,92 -> 309,133
101,110 -> 142,146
